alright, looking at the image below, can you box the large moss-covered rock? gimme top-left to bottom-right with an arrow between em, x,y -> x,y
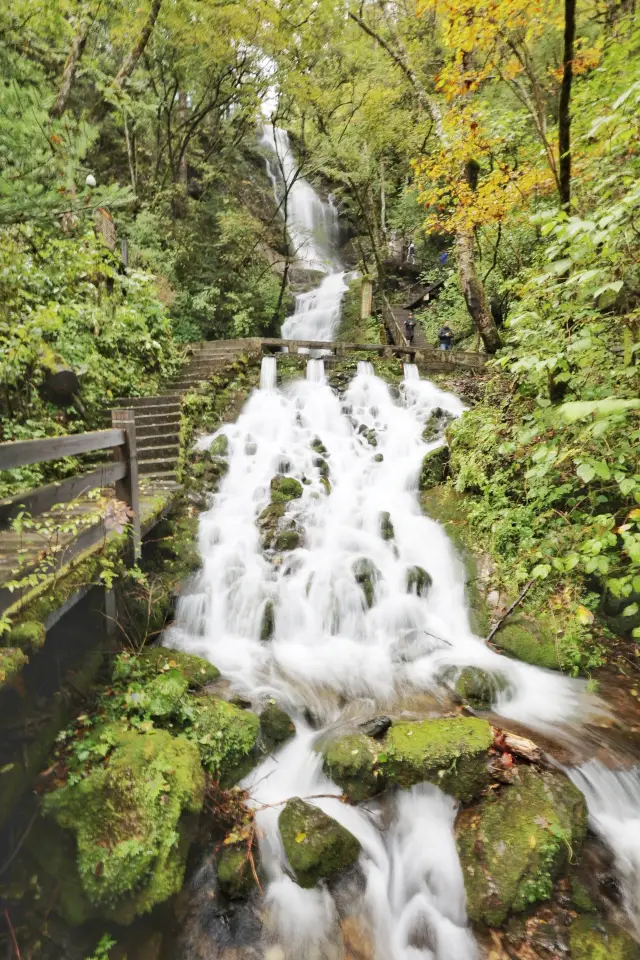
0,647 -> 28,688
43,729 -> 204,923
406,566 -> 432,597
139,646 -> 220,689
353,558 -> 381,609
260,701 -> 295,748
456,767 -> 588,928
217,841 -> 260,900
6,620 -> 46,651
384,717 -> 492,801
493,616 -> 561,671
190,697 -> 260,785
420,445 -> 449,490
569,917 -> 640,960
323,733 -> 383,802
279,798 -> 361,888
209,434 -> 229,457
271,475 -> 303,503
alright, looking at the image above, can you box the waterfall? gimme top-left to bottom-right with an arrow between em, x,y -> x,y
357,360 -> 374,376
260,356 -> 277,391
260,124 -> 347,344
403,363 -> 419,380
306,358 -> 325,382
166,364 -> 599,959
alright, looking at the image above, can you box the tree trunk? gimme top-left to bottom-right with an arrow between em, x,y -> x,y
457,229 -> 501,353
558,0 -> 576,208
112,0 -> 163,93
50,16 -> 91,119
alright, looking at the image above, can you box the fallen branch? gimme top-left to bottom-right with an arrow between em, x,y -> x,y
4,908 -> 22,960
486,579 -> 535,644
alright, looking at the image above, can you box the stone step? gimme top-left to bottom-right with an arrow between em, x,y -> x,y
166,380 -> 210,391
136,431 -> 180,447
139,456 -> 179,475
133,412 -> 182,427
138,443 -> 180,461
140,471 -> 179,487
113,395 -> 180,408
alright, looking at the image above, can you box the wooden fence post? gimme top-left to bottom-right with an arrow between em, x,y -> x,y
111,408 -> 141,562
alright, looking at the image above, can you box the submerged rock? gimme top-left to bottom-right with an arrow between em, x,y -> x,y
451,666 -> 509,709
353,558 -> 381,609
406,566 -> 432,597
260,701 -> 295,749
380,511 -> 395,541
279,798 -> 361,888
139,646 -> 220,689
419,445 -> 449,489
384,717 -> 492,800
493,616 -> 562,671
217,841 -> 260,900
323,733 -> 383,802
569,917 -> 640,960
270,475 -> 303,503
43,729 -> 204,923
313,456 -> 330,478
456,767 -> 588,927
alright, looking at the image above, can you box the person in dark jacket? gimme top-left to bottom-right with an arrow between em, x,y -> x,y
404,313 -> 416,344
438,323 -> 454,350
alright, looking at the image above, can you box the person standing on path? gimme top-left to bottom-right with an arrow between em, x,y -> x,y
405,313 -> 416,344
407,240 -> 416,264
438,323 -> 454,351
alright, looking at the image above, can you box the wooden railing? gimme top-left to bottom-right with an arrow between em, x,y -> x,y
0,409 -> 140,613
260,337 -> 486,370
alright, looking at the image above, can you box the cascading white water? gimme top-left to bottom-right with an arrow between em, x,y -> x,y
166,364 -> 609,959
260,124 -> 347,345
357,360 -> 374,376
306,358 -> 325,382
260,356 -> 278,391
403,363 -> 419,380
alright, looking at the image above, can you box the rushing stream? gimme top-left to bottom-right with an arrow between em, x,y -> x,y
163,136 -> 640,958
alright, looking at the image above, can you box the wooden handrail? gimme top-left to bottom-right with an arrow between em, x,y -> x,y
0,462 -> 127,527
0,428 -> 125,471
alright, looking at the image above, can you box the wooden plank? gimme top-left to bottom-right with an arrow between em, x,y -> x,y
0,429 -> 125,471
111,408 -> 141,562
0,462 -> 126,528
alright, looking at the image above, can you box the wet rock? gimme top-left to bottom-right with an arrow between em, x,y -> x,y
359,716 -> 392,739
422,407 -> 455,444
270,475 -> 303,503
320,476 -> 332,495
312,437 -> 328,456
278,457 -> 292,473
419,445 -> 449,490
374,453 -> 384,463
217,841 -> 260,900
569,916 -> 640,960
406,566 -> 432,597
353,558 -> 381,609
229,694 -> 253,709
139,646 -> 220,689
258,502 -> 285,549
43,729 -> 204,924
210,434 -> 229,457
341,915 -> 375,960
455,767 -> 588,927
313,456 -> 330,478
260,701 -> 296,749
493,616 -> 562,671
245,441 -> 258,455
452,666 -> 509,709
189,697 -> 260,785
279,798 -> 361,888
323,733 -> 384,802
275,529 -> 301,552
380,511 -> 395,541
569,869 -> 598,913
384,717 -> 492,800
261,601 -> 275,641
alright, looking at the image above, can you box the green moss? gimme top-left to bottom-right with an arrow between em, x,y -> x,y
380,511 -> 395,541
322,733 -> 384,802
270,475 -> 303,503
5,620 -> 46,651
138,646 -> 220,688
569,917 -> 640,960
0,647 -> 28,687
217,842 -> 259,899
456,767 -> 587,928
494,617 -> 562,671
420,445 -> 450,489
313,456 -> 330,479
406,566 -> 432,597
209,434 -> 229,457
43,728 -> 204,922
278,798 -> 361,888
311,437 -> 328,455
453,667 -> 509,709
353,558 -> 380,609
275,529 -> 301,551
260,701 -> 295,748
261,601 -> 275,641
188,696 -> 260,785
258,502 -> 286,549
384,717 -> 492,801
569,870 -> 597,914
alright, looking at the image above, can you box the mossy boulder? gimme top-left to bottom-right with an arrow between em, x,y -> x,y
258,502 -> 285,549
420,445 -> 449,490
260,701 -> 295,748
380,511 -> 395,541
190,697 -> 260,785
275,528 -> 301,551
406,566 -> 432,597
209,434 -> 229,457
384,717 -> 492,801
353,558 -> 381,609
313,456 -> 330,479
311,437 -> 328,456
493,616 -> 561,671
270,475 -> 303,503
278,798 -> 360,888
456,767 -> 588,928
43,729 -> 204,924
139,646 -> 220,689
0,647 -> 28,687
217,841 -> 260,899
452,667 -> 510,709
323,733 -> 383,802
6,620 -> 46,651
569,917 -> 640,960
261,601 -> 275,641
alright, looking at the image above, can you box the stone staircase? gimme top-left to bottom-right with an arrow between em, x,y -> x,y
113,340 -> 246,487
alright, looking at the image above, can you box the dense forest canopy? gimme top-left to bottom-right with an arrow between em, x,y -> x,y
0,0 -> 639,653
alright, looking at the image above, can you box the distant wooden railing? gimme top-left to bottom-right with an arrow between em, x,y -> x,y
0,409 -> 141,612
260,337 -> 486,370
